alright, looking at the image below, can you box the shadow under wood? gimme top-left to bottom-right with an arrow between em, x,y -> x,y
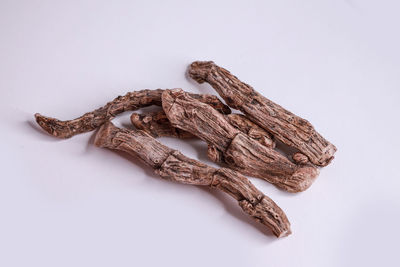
96,136 -> 277,239
197,186 -> 277,239
274,139 -> 301,162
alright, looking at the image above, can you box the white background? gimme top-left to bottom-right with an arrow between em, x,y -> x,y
1,1 -> 399,266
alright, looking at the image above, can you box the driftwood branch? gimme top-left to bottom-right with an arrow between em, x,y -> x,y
162,89 -> 319,193
94,121 -> 291,238
188,61 -> 337,166
130,111 -> 275,149
35,89 -> 231,138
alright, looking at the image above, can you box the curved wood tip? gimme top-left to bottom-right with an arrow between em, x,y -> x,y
240,198 -> 292,238
188,61 -> 215,84
34,113 -> 69,138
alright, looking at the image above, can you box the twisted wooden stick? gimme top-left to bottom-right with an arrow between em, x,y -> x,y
94,121 -> 291,238
188,61 -> 337,167
162,89 -> 319,193
131,111 -> 275,148
35,89 -> 230,138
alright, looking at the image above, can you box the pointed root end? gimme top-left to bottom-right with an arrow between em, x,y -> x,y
34,113 -> 65,138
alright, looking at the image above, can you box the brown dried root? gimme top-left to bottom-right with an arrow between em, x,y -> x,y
131,111 -> 275,146
94,121 -> 291,238
162,89 -> 319,193
35,89 -> 231,138
130,111 -> 276,164
131,111 -> 194,139
188,61 -> 337,167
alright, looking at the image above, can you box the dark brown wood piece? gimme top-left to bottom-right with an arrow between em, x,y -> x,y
35,89 -> 230,138
188,61 -> 337,167
94,121 -> 291,238
162,89 -> 319,193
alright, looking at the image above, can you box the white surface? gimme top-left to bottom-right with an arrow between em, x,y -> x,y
1,1 -> 399,266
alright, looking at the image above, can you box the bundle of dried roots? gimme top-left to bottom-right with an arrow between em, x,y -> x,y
34,61 -> 336,238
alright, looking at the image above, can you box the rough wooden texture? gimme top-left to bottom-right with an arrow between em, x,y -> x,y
131,111 -> 194,139
162,89 -> 319,193
131,111 -> 275,148
94,121 -> 291,238
188,61 -> 337,167
35,89 -> 230,138
227,114 -> 276,148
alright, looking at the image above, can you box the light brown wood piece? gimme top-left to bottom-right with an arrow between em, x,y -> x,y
130,111 -> 275,148
94,121 -> 291,238
188,61 -> 337,167
35,89 -> 230,138
130,111 -> 194,139
162,89 -> 319,193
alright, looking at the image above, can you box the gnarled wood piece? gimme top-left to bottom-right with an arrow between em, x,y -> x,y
94,121 -> 291,238
130,111 -> 275,148
35,89 -> 231,138
131,111 -> 194,139
162,89 -> 319,193
228,114 -> 275,148
188,61 -> 337,167
130,111 -> 275,164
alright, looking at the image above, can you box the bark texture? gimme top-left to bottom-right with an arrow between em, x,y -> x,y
35,89 -> 230,138
131,111 -> 194,139
162,89 -> 319,193
94,121 -> 291,238
188,61 -> 337,167
131,111 -> 275,148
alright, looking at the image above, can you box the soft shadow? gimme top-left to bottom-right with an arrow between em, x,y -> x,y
274,139 -> 301,162
130,105 -> 163,115
120,122 -> 135,130
186,139 -> 211,162
92,129 -> 275,240
197,186 -> 277,239
85,128 -> 99,152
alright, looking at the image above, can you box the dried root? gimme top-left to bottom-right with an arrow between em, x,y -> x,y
35,89 -> 230,138
131,111 -> 275,148
33,61 -> 338,238
188,61 -> 336,166
94,121 -> 291,238
162,89 -> 319,193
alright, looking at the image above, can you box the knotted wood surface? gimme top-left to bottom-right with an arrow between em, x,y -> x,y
188,61 -> 337,167
162,89 -> 319,193
131,111 -> 275,147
